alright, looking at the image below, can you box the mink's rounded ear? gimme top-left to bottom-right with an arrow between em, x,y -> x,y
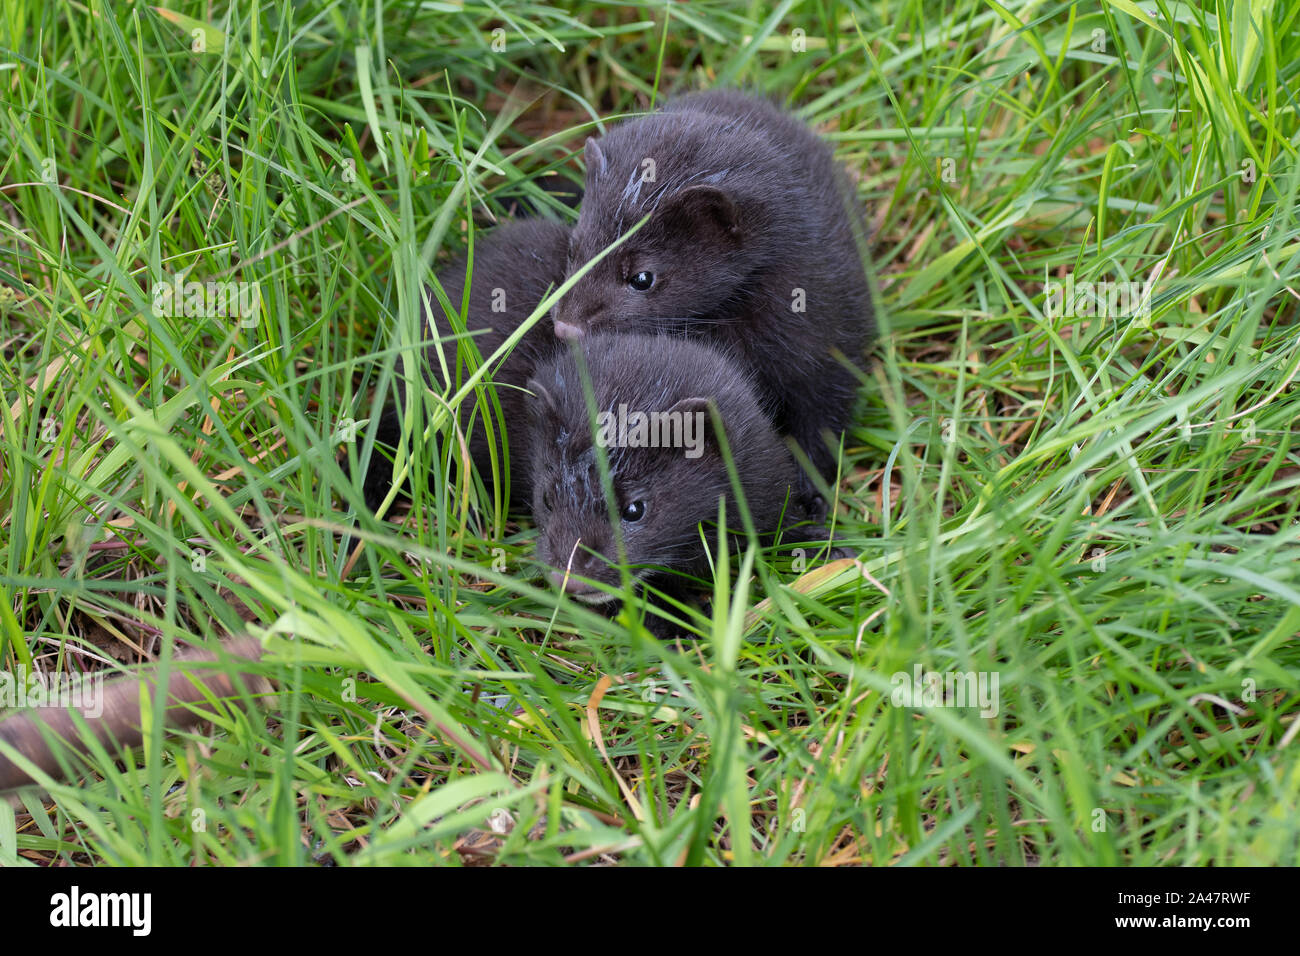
527,378 -> 559,418
584,137 -> 608,178
666,396 -> 720,457
660,186 -> 742,244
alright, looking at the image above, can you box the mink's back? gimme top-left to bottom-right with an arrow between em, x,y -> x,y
588,96 -> 839,260
663,89 -> 842,190
661,90 -> 874,456
681,91 -> 871,329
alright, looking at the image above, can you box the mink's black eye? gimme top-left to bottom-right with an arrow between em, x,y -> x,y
542,488 -> 555,511
629,271 -> 654,292
621,500 -> 646,522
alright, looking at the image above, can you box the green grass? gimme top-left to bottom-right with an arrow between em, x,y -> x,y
0,0 -> 1297,865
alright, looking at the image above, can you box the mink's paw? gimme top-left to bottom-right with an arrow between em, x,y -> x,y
794,472 -> 829,525
628,590 -> 706,641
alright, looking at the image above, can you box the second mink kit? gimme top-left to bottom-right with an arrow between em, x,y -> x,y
361,88 -> 877,632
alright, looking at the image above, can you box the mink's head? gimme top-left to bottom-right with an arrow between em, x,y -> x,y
551,113 -> 785,339
527,334 -> 797,600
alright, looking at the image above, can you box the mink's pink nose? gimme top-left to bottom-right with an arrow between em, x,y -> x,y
548,569 -> 598,595
553,319 -> 584,340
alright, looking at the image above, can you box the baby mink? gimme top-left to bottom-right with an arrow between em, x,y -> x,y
528,331 -> 815,612
362,218 -> 570,512
551,89 -> 874,511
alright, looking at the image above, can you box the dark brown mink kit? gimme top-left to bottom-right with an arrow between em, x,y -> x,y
551,89 -> 875,512
527,331 -> 814,614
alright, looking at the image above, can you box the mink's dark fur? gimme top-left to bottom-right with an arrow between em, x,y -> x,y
550,89 -> 875,511
527,332 -> 811,613
362,218 -> 570,512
